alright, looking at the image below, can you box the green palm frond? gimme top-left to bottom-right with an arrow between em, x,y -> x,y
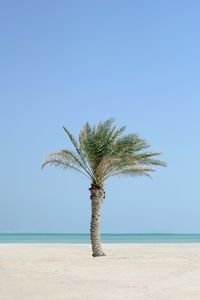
79,118 -> 116,169
62,126 -> 94,178
63,126 -> 87,164
42,119 -> 166,185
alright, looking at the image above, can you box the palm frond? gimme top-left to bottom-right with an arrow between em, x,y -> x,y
42,153 -> 92,180
63,126 -> 94,178
78,118 -> 116,169
94,156 -> 121,183
138,158 -> 167,167
63,126 -> 86,163
60,149 -> 95,179
104,167 -> 156,180
43,119 -> 166,185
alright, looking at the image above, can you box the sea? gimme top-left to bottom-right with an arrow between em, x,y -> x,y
1,233 -> 200,243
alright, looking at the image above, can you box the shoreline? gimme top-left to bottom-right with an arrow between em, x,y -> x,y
1,242 -> 200,245
2,233 -> 200,244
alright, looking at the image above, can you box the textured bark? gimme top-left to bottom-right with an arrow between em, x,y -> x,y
89,183 -> 105,257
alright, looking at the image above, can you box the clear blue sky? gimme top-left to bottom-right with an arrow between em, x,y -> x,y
0,0 -> 200,233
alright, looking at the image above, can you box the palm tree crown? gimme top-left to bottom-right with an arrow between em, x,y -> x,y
42,119 -> 166,186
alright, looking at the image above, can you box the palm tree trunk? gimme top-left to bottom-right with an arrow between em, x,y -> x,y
89,183 -> 106,257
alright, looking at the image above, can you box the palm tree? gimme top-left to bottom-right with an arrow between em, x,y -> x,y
42,119 -> 166,257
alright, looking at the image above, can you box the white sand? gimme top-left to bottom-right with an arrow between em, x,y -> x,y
1,244 -> 200,300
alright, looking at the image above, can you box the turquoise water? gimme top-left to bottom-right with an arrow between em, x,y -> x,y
1,233 -> 200,243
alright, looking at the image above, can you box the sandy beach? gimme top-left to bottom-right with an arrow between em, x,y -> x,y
1,244 -> 200,300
